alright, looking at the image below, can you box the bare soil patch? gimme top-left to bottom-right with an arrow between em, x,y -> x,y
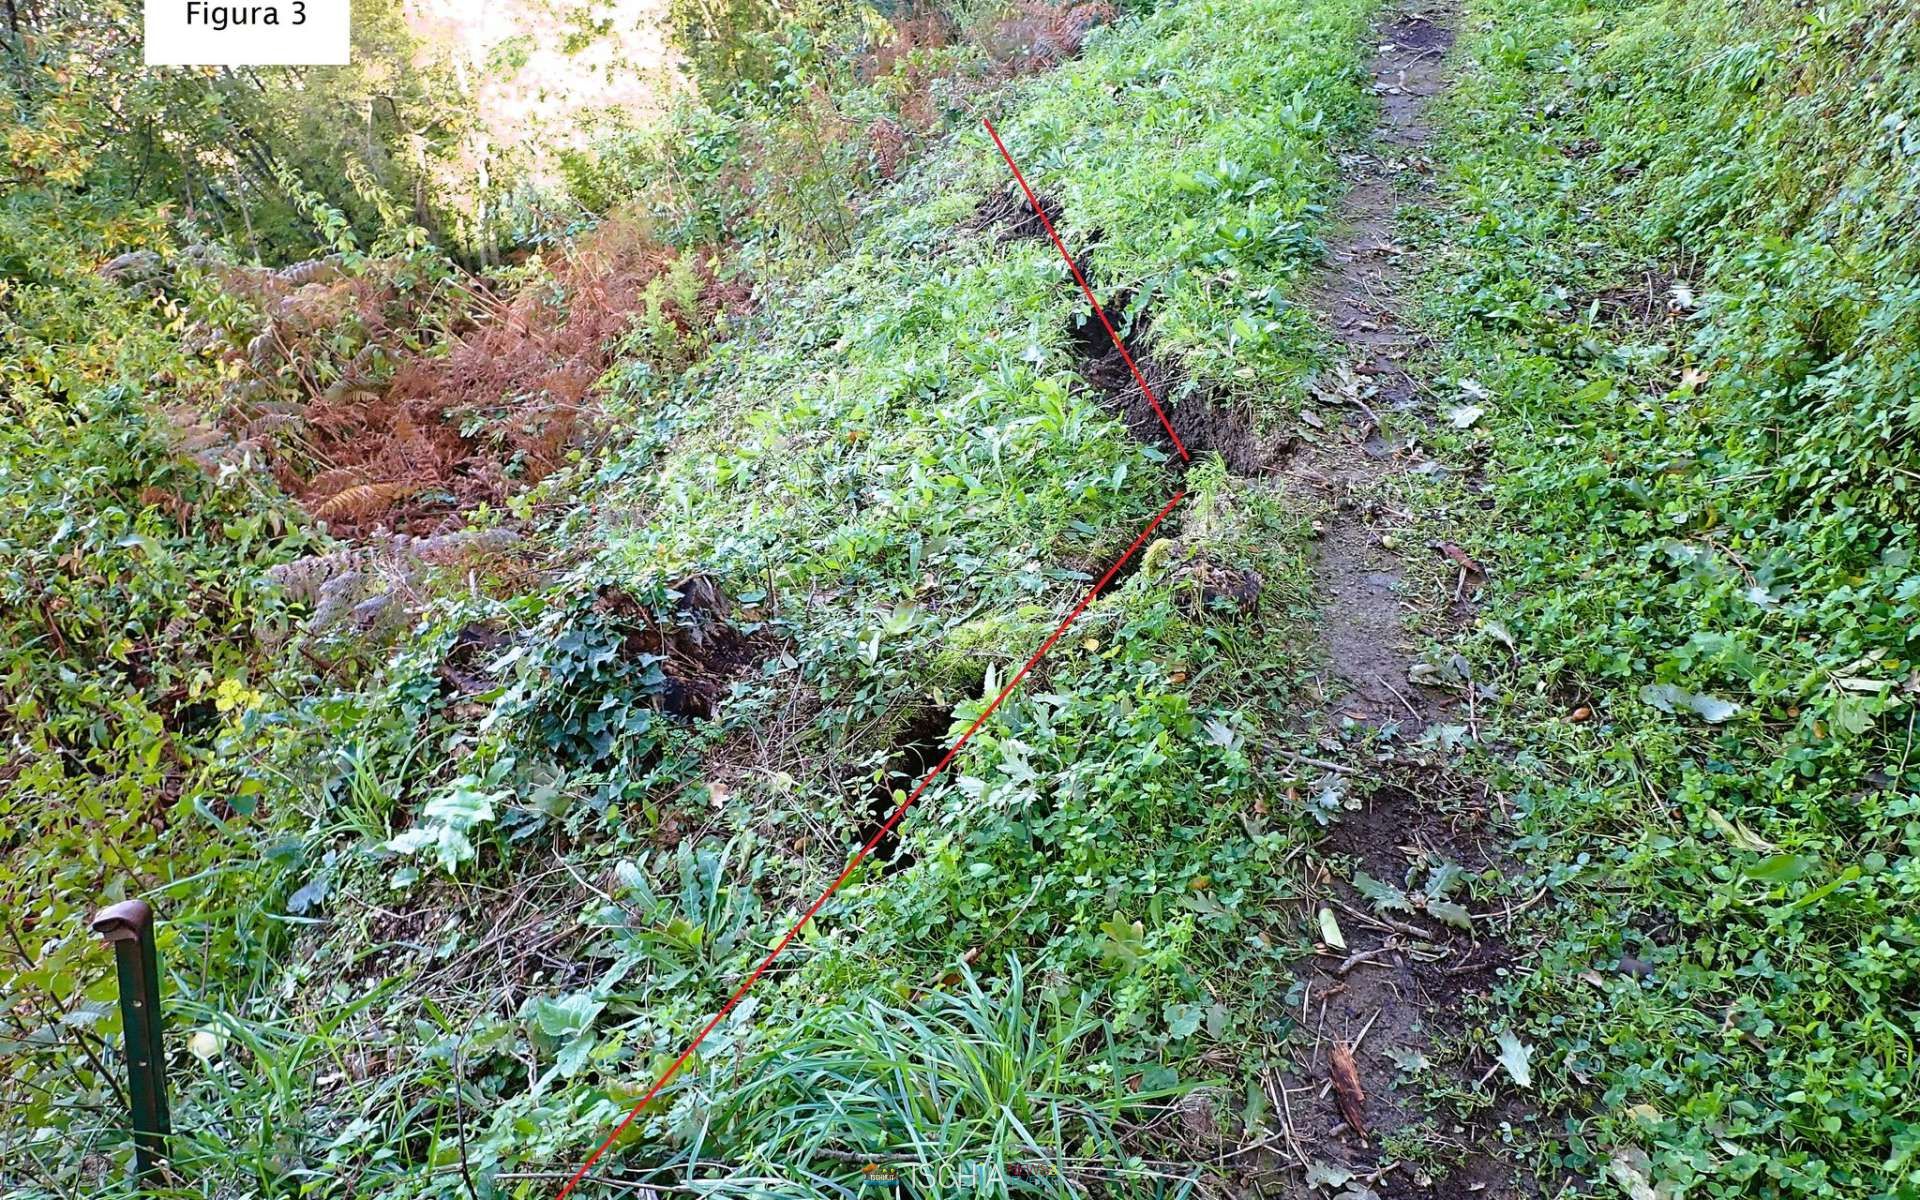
1064,301 -> 1287,474
854,706 -> 957,869
597,574 -> 784,720
1262,8 -> 1539,1197
1293,8 -> 1456,728
971,185 -> 1068,240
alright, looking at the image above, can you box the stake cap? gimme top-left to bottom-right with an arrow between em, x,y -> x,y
91,899 -> 154,944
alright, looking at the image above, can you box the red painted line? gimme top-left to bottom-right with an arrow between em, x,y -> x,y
554,490 -> 1185,1198
982,117 -> 1191,462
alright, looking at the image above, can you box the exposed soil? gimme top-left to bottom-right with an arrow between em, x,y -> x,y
856,706 -> 955,869
1261,8 -> 1536,1198
972,188 -> 1291,474
599,574 -> 783,719
1293,7 -> 1460,732
1065,302 -> 1287,474
1581,265 -> 1693,328
971,185 -> 1067,240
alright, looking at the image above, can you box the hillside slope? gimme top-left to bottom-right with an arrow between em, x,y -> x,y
6,0 -> 1918,1196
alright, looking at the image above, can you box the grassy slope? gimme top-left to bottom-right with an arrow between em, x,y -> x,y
1419,0 -> 1920,1195
24,0 -> 1920,1195
0,0 -> 1378,1196
424,0 -> 1379,1188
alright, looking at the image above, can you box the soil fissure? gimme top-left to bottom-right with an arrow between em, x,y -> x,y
973,187 -> 1288,474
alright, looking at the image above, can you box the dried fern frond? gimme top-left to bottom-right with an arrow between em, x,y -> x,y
344,343 -> 385,382
406,527 -> 523,566
277,258 -> 343,287
266,550 -> 363,604
242,412 -> 305,440
306,570 -> 369,634
311,481 -> 418,523
305,467 -> 373,499
137,486 -> 193,523
247,329 -> 280,368
349,592 -> 403,634
177,427 -> 228,456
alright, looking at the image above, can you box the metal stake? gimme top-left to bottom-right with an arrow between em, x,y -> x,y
92,899 -> 171,1182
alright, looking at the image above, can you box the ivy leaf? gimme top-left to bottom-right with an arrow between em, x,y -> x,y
1304,1161 -> 1353,1190
1165,1001 -> 1203,1039
1637,683 -> 1739,723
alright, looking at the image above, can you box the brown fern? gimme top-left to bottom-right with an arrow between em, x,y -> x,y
137,486 -> 195,533
242,412 -> 305,440
305,467 -> 373,498
311,481 -> 418,523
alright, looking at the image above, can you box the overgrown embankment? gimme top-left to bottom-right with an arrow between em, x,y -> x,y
4,0 -> 1383,1195
311,0 -> 1379,1187
1419,0 -> 1920,1193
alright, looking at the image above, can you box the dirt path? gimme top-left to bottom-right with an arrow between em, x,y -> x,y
1239,9 -> 1534,1198
1302,7 -> 1456,732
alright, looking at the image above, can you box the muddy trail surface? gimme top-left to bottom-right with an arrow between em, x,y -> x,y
1252,8 -> 1535,1199
1300,7 -> 1458,735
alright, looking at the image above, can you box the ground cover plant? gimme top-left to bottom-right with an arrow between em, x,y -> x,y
227,0 -> 1381,1189
5,0 -> 1378,1194
1410,0 -> 1920,1194
7,0 -> 1919,1194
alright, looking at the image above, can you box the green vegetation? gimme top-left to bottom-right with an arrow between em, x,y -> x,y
0,198 -> 323,1190
3,0 -> 469,258
8,0 -> 1919,1194
1420,0 -> 1920,1193
245,0 -> 1380,1187
5,0 -> 1374,1194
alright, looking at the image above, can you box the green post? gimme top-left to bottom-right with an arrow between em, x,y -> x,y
92,899 -> 171,1183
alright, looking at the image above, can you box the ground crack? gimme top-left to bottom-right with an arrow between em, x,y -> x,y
972,187 -> 1290,475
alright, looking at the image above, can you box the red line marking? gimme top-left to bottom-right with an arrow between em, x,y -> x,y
554,491 -> 1185,1198
982,117 -> 1191,462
